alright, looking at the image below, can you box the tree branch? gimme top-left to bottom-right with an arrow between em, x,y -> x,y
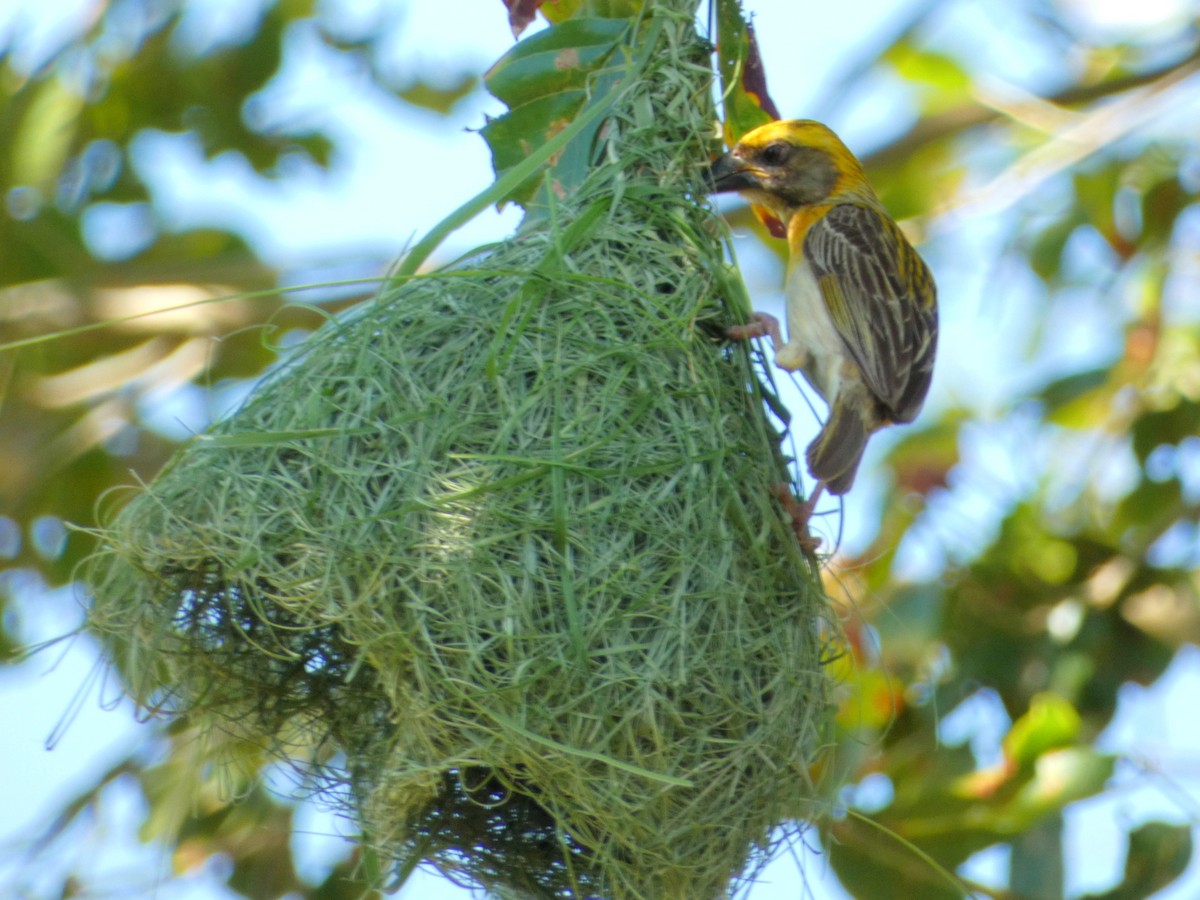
861,42 -> 1200,170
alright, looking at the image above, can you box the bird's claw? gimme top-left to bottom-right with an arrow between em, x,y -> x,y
769,482 -> 822,553
726,312 -> 784,353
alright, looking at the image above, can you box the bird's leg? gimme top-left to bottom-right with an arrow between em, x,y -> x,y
769,481 -> 825,552
726,311 -> 784,353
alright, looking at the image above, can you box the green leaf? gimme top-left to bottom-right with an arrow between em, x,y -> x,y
829,814 -> 971,900
1141,176 -> 1190,247
1005,747 -> 1114,823
485,19 -> 627,104
1038,367 -> 1111,427
482,17 -> 630,207
397,77 -> 623,277
715,0 -> 778,143
883,415 -> 962,495
1073,164 -> 1122,249
1130,399 -> 1200,462
992,694 -> 1083,793
396,74 -> 479,114
884,45 -> 972,112
1082,822 -> 1193,900
1029,216 -> 1082,281
483,91 -> 588,174
869,140 -> 956,221
1113,476 -> 1186,547
11,77 -> 85,189
539,0 -> 644,26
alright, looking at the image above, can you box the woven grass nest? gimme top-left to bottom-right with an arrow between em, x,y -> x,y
85,5 -> 833,898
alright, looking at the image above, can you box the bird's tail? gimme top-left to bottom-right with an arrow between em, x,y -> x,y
806,402 -> 868,496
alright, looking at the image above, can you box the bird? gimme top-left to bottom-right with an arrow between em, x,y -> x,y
707,119 -> 937,543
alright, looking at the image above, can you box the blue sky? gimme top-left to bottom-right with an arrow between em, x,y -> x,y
3,0 -> 1200,897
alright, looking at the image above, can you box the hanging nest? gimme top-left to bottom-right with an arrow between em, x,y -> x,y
85,4 -> 834,898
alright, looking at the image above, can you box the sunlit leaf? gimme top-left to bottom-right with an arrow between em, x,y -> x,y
11,77 -> 84,189
538,0 -> 643,24
1038,367 -> 1111,427
1005,747 -> 1115,823
1003,693 -> 1080,768
828,646 -> 904,733
884,44 -> 972,112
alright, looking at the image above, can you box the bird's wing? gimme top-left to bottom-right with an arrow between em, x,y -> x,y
802,202 -> 937,423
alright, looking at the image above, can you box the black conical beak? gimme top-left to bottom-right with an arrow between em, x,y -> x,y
705,154 -> 762,194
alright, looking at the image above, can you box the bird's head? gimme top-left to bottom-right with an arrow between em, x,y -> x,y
707,120 -> 868,220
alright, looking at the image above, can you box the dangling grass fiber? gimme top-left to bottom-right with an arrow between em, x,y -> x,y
85,2 -> 834,897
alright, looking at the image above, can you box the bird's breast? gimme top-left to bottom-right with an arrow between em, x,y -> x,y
780,259 -> 846,402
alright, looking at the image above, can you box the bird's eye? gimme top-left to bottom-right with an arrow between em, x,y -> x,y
760,142 -> 789,165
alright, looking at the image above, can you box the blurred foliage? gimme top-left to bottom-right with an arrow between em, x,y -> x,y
814,1 -> 1200,893
4,0 -> 1200,898
0,0 -> 483,583
13,722 -> 378,900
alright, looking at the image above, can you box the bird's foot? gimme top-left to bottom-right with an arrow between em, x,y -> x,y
726,312 -> 784,353
769,482 -> 824,553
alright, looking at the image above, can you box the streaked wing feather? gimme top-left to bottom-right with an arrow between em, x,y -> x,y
804,203 -> 936,422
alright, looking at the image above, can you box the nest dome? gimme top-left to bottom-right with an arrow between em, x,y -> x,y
86,4 -> 832,897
